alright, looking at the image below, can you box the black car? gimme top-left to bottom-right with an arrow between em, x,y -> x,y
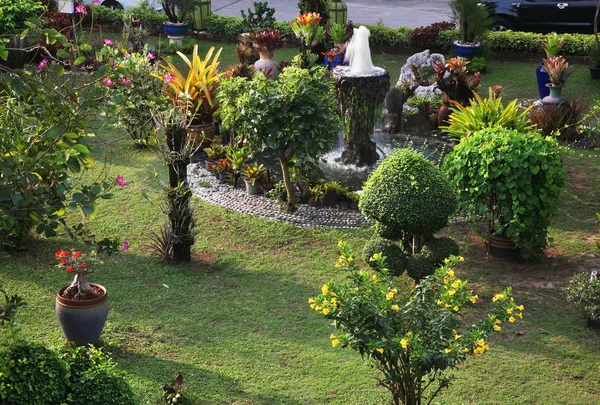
484,0 -> 599,33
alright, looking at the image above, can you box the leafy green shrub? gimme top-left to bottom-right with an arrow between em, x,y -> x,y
374,221 -> 406,241
128,0 -> 166,30
0,0 -> 45,34
311,243 -> 524,405
87,5 -> 124,26
63,346 -> 134,405
421,237 -> 460,266
405,254 -> 436,281
157,37 -> 197,53
363,237 -> 407,276
442,87 -> 535,141
0,343 -> 70,404
465,56 -> 487,73
357,23 -> 411,49
485,30 -> 596,56
360,148 -> 457,243
205,14 -> 245,36
443,127 -> 566,256
567,272 -> 600,321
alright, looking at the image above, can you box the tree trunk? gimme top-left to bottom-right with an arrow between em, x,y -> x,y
279,157 -> 296,212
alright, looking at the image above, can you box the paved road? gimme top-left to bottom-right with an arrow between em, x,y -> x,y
212,0 -> 452,28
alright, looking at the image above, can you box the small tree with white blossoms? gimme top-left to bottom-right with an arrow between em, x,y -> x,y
310,242 -> 524,405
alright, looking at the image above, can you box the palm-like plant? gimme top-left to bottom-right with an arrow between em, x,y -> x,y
542,55 -> 571,86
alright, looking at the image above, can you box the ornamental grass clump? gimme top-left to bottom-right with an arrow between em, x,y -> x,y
310,242 -> 524,405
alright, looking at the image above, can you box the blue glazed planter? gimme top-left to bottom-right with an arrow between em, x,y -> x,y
56,284 -> 108,347
162,23 -> 189,37
536,62 -> 550,99
452,41 -> 481,59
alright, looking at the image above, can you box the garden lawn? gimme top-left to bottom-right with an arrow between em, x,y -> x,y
2,38 -> 600,404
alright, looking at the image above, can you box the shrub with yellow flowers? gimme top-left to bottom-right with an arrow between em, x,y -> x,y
309,241 -> 524,405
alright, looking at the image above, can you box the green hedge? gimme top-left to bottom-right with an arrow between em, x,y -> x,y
85,5 -> 166,30
204,13 -> 597,56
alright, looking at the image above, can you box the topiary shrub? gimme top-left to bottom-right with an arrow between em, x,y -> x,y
363,237 -> 407,276
360,148 -> 457,252
63,346 -> 134,405
374,221 -> 406,241
405,254 -> 436,281
421,237 -> 460,266
0,343 -> 70,404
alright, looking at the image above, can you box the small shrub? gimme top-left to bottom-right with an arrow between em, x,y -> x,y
567,272 -> 600,321
128,0 -> 166,30
86,5 -> 125,26
528,100 -> 586,141
465,56 -> 487,73
163,372 -> 187,405
205,14 -> 245,36
406,254 -> 436,281
363,237 -> 407,276
409,21 -> 456,49
0,343 -> 70,405
421,237 -> 460,266
240,1 -> 276,33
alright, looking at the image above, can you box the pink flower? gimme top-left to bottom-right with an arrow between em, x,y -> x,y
92,0 -> 100,4
100,76 -> 114,87
75,5 -> 87,15
116,174 -> 127,187
118,77 -> 132,86
123,241 -> 129,251
103,38 -> 114,46
37,58 -> 48,70
147,52 -> 156,61
163,72 -> 174,84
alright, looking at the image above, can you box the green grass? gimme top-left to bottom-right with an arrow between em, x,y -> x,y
2,38 -> 600,404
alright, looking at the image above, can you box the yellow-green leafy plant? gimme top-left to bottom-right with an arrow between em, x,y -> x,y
154,45 -> 224,125
442,87 -> 535,141
310,242 -> 524,405
541,32 -> 564,57
242,163 -> 267,185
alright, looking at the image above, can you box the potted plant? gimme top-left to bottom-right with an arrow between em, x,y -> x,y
161,0 -> 194,41
242,163 -> 267,195
443,127 -> 566,259
252,29 -> 285,79
227,145 -> 251,187
154,45 -> 224,143
202,139 -> 227,171
238,1 -> 277,65
448,0 -> 491,58
55,238 -> 128,347
541,55 -> 571,105
537,32 -> 564,98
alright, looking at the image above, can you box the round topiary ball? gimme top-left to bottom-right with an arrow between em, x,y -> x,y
359,149 -> 457,238
406,254 -> 436,281
421,237 -> 459,266
374,221 -> 406,241
363,237 -> 407,276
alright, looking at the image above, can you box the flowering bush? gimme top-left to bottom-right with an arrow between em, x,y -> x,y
310,242 -> 524,405
290,13 -> 324,48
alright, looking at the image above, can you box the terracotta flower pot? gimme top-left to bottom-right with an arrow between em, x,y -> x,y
56,283 -> 108,347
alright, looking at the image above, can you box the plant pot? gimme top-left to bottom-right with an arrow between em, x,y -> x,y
486,236 -> 521,261
188,121 -> 216,147
244,179 -> 260,195
254,50 -> 279,79
536,62 -> 551,99
589,66 -> 600,80
162,23 -> 189,37
437,101 -> 451,128
323,191 -> 339,207
308,198 -> 320,207
56,284 -> 108,347
452,40 -> 481,59
541,83 -> 567,105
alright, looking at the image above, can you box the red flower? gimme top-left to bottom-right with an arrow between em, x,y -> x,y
67,267 -> 74,273
75,252 -> 81,258
55,249 -> 65,258
60,258 -> 67,264
79,263 -> 88,269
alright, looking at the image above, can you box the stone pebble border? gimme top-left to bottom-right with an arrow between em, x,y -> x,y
188,163 -> 473,230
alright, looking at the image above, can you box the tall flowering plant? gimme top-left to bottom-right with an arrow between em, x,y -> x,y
310,242 -> 524,405
289,12 -> 325,47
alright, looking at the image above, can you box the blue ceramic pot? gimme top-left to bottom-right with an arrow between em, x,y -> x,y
162,23 -> 189,37
452,41 -> 481,59
536,62 -> 550,99
56,284 -> 108,347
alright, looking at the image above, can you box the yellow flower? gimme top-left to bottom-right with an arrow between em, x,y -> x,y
315,305 -> 322,311
444,348 -> 452,354
386,292 -> 395,301
493,324 -> 501,332
330,334 -> 337,339
506,308 -> 513,314
391,304 -> 399,312
516,312 -> 523,319
377,348 -> 384,354
492,293 -> 504,302
332,339 -> 341,347
516,305 -> 524,311
454,332 -> 462,340
451,280 -> 460,289
372,274 -> 377,283
444,303 -> 451,308
470,295 -> 478,304
453,306 -> 459,312
331,297 -> 337,305
476,339 -> 485,347
400,339 -> 409,348
458,256 -> 465,262
339,255 -> 345,262
335,263 -> 342,268
436,299 -> 444,306
509,316 -> 515,323
347,256 -> 354,263
494,319 -> 501,325
444,258 -> 450,264
448,289 -> 456,296
462,347 -> 469,353
473,347 -> 483,355
322,284 -> 330,295
354,287 -> 359,291
322,308 -> 330,315
310,303 -> 316,309
443,278 -> 449,284
308,298 -> 315,303
447,269 -> 455,277
337,240 -> 343,247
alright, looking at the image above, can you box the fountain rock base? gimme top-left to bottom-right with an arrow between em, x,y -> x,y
332,67 -> 390,167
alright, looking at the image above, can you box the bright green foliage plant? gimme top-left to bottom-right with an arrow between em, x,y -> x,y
442,87 -> 535,141
0,0 -> 45,34
310,242 -> 524,405
240,1 -> 276,33
443,127 -> 566,257
542,32 -> 564,57
363,237 -> 407,276
0,343 -> 70,404
567,272 -> 600,321
218,66 -> 339,211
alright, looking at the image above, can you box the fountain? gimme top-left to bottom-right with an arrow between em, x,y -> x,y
331,26 -> 390,166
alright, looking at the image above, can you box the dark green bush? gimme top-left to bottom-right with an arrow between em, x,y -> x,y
0,0 -> 45,34
420,237 -> 459,266
63,346 -> 134,405
360,148 -> 457,239
363,237 -> 407,276
88,5 -> 124,26
0,343 -> 70,404
405,254 -> 436,281
205,14 -> 244,36
374,221 -> 406,241
128,1 -> 167,30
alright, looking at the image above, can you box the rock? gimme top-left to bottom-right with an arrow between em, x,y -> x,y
414,84 -> 441,98
397,50 -> 446,86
